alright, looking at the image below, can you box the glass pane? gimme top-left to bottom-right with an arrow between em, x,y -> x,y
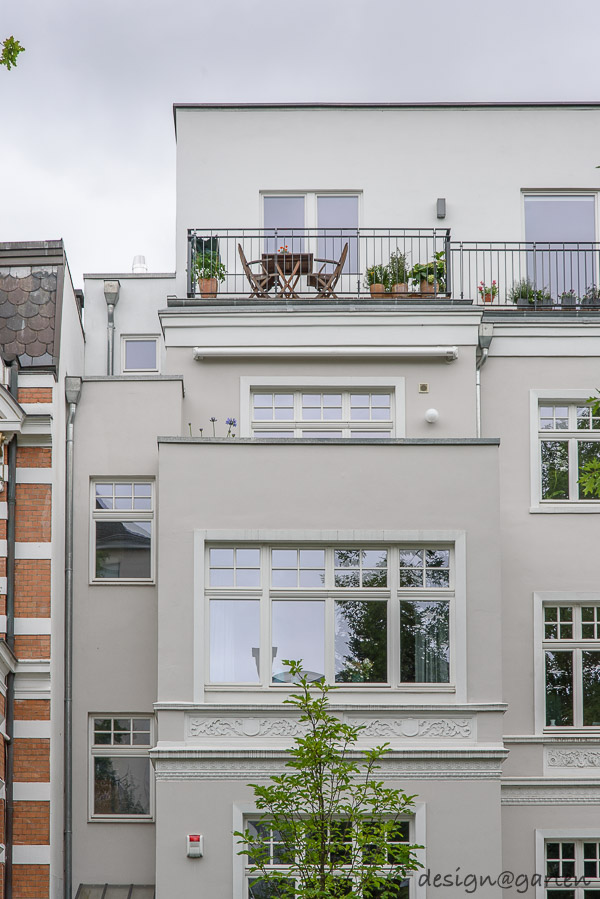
249,878 -> 295,899
95,521 -> 151,579
335,600 -> 387,683
400,601 -> 450,683
272,601 -> 324,682
578,441 -> 600,500
317,195 -> 359,275
524,195 -> 596,296
301,431 -> 343,438
583,651 -> 600,726
124,339 -> 157,371
545,651 -> 573,726
541,441 -> 569,500
237,548 -> 260,567
209,568 -> 234,587
94,756 -> 150,815
210,600 -> 260,682
210,548 -> 234,567
264,196 -> 305,254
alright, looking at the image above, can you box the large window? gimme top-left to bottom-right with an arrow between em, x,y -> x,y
544,602 -> 600,728
244,818 -> 411,899
251,390 -> 394,439
91,480 -> 154,582
544,838 -> 600,898
89,716 -> 153,820
206,544 -> 452,688
538,402 -> 600,503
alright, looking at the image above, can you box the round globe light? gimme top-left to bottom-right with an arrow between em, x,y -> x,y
425,408 -> 439,423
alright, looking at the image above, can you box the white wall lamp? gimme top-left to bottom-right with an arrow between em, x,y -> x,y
425,408 -> 439,423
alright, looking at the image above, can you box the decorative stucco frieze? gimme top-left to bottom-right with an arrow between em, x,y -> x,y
187,717 -> 307,739
502,782 -> 600,805
545,747 -> 600,768
349,717 -> 473,739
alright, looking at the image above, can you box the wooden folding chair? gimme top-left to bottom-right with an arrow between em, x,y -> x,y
238,244 -> 277,298
307,242 -> 349,299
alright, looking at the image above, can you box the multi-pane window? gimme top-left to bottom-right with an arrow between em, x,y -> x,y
251,390 -> 394,438
244,819 -> 411,899
544,604 -> 600,727
206,545 -> 452,688
545,839 -> 600,898
539,403 -> 600,502
90,716 -> 153,819
91,481 -> 153,581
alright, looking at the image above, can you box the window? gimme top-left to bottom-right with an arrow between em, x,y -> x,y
89,716 -> 153,820
263,193 -> 359,275
544,839 -> 600,898
206,544 -> 452,688
122,337 -> 159,373
538,402 -> 600,503
91,480 -> 154,582
544,602 -> 600,728
251,390 -> 394,439
244,818 -> 411,899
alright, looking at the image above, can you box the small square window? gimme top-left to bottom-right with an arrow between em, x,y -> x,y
123,338 -> 158,372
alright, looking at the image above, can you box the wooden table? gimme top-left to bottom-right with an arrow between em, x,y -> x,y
262,252 -> 313,298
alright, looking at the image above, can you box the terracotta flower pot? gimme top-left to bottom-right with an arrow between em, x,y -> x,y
391,283 -> 408,295
369,284 -> 387,297
198,277 -> 218,298
420,279 -> 437,294
482,292 -> 494,304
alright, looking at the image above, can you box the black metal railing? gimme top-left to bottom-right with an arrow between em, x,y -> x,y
187,229 -> 600,308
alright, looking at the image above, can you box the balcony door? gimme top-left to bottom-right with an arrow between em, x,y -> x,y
524,194 -> 596,299
263,193 -> 359,277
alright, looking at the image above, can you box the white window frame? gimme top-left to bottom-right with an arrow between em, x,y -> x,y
535,830 -> 600,899
121,335 -> 160,373
534,592 -> 600,733
88,714 -> 155,823
530,390 -> 600,513
233,801 -> 426,899
89,479 -> 155,584
240,377 -> 405,439
194,529 -> 466,703
260,191 -> 362,231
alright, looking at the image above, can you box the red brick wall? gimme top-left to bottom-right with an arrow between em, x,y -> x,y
14,740 -> 50,782
15,448 -> 52,469
14,561 -> 50,617
13,637 -> 50,659
13,864 -> 49,898
15,486 -> 51,542
14,701 -> 50,721
13,802 -> 49,845
16,389 -> 52,404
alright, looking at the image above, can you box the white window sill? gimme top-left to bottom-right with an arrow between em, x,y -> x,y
530,504 -> 600,514
89,815 -> 154,824
90,579 -> 155,586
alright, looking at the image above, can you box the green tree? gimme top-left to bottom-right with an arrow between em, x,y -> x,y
579,392 -> 600,498
236,661 -> 421,899
1,36 -> 25,70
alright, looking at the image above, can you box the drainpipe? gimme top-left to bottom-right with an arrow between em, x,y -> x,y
64,377 -> 81,899
476,323 -> 494,438
5,361 -> 18,898
104,281 -> 120,376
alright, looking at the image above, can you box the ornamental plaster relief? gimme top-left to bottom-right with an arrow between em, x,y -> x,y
185,715 -> 474,742
544,745 -> 600,774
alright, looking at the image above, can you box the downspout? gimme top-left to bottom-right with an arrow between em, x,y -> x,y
476,323 -> 494,438
5,361 -> 18,898
104,281 -> 120,376
64,377 -> 82,899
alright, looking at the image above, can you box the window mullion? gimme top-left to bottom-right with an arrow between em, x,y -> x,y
569,437 -> 579,500
389,547 -> 400,686
262,549 -> 271,686
574,649 -> 583,727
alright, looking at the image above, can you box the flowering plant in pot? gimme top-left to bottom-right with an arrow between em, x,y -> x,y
195,250 -> 226,298
507,278 -> 551,307
478,280 -> 498,303
388,250 -> 408,294
364,264 -> 390,296
409,251 -> 445,294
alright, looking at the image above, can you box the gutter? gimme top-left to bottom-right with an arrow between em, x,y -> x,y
63,377 -> 81,899
476,324 -> 494,438
104,281 -> 120,376
5,362 -> 18,897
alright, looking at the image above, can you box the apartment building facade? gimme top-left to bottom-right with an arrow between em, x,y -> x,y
7,104 -> 600,898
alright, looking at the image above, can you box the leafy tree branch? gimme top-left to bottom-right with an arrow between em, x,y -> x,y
1,36 -> 25,70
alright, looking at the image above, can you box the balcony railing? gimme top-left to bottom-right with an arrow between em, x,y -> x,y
187,229 -> 600,309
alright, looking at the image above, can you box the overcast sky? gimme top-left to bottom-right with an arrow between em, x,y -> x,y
2,0 -> 600,288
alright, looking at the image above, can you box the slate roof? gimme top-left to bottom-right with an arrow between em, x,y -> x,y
0,242 -> 65,368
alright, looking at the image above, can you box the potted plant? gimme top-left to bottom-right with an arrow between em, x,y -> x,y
409,251 -> 446,294
195,250 -> 226,298
507,278 -> 551,307
388,250 -> 408,294
558,289 -> 578,308
478,280 -> 498,304
364,264 -> 389,297
582,286 -> 600,307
